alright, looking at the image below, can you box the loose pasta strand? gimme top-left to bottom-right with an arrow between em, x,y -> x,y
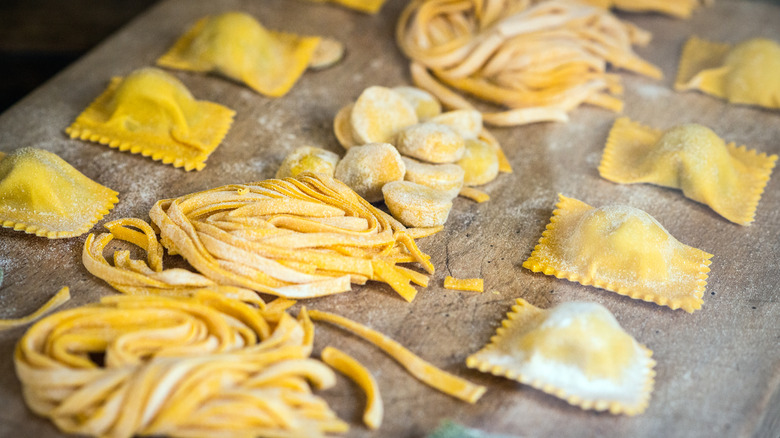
0,287 -> 70,331
321,346 -> 383,430
308,309 -> 486,403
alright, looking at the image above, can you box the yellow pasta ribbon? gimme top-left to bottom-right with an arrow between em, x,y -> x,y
397,0 -> 662,127
0,287 -> 70,331
584,0 -> 710,18
308,309 -> 486,403
84,174 -> 433,302
321,346 -> 383,429
15,291 -> 348,437
83,218 -> 265,305
458,187 -> 490,203
304,0 -> 388,14
443,276 -> 484,292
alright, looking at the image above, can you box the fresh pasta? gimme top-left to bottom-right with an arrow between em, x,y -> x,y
0,287 -> 70,331
85,174 -> 434,302
0,148 -> 118,238
396,0 -> 662,126
15,291 -> 348,437
66,68 -> 235,171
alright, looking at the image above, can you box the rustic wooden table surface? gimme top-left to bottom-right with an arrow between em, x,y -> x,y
0,1 -> 778,437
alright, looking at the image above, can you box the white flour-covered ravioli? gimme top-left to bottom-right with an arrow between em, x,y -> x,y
467,299 -> 655,415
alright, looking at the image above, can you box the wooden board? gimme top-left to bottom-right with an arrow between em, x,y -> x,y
0,0 -> 778,436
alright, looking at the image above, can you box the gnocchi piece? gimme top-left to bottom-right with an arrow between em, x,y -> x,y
392,86 -> 442,121
334,143 -> 405,202
395,122 -> 465,163
429,109 -> 483,139
456,139 -> 499,186
350,86 -> 418,144
276,146 -> 340,178
308,37 -> 345,70
382,181 -> 453,227
333,103 -> 357,149
402,156 -> 464,199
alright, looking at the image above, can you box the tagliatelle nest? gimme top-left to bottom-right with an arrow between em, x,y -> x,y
396,0 -> 663,126
84,174 -> 434,303
14,291 -> 348,438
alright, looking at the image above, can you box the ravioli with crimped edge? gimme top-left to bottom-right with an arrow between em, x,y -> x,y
675,36 -> 780,109
0,148 -> 118,238
66,68 -> 235,171
523,195 -> 712,313
599,117 -> 777,225
467,298 -> 655,415
157,11 -> 322,97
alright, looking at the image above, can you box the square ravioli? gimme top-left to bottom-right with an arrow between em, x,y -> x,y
523,195 -> 712,312
0,148 -> 118,238
467,299 -> 655,415
66,68 -> 235,171
599,117 -> 777,225
157,11 -> 321,97
675,36 -> 780,109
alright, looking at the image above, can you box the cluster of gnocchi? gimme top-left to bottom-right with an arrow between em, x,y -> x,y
276,85 -> 508,228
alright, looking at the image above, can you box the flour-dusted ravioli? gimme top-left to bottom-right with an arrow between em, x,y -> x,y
675,36 -> 780,109
600,118 -> 777,225
0,148 -> 118,238
157,11 -> 322,97
523,195 -> 712,312
66,68 -> 235,171
467,299 -> 655,415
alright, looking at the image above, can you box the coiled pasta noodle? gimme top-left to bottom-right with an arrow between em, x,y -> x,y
396,0 -> 663,126
83,218 -> 265,305
14,291 -> 347,438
